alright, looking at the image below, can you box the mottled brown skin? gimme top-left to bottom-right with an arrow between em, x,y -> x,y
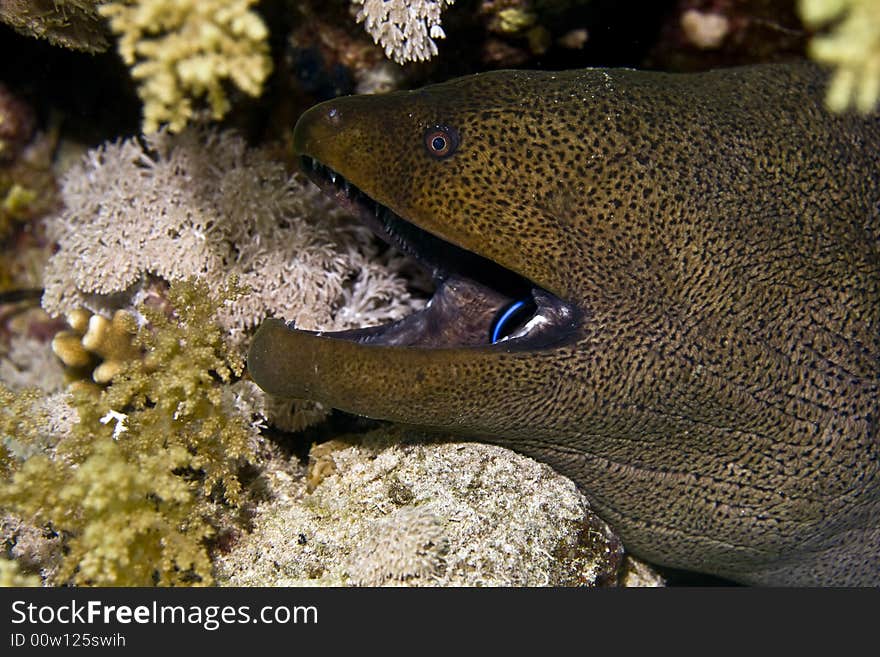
249,63 -> 880,585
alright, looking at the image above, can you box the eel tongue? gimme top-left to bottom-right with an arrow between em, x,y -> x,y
329,275 -> 517,348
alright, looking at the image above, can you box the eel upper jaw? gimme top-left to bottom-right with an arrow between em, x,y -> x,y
297,154 -> 581,350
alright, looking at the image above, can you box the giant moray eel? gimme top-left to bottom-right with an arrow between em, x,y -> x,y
248,62 -> 880,585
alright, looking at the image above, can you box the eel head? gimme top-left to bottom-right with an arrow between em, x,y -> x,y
248,66 -> 880,585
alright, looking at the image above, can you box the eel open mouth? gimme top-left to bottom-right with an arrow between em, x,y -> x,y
299,155 -> 580,350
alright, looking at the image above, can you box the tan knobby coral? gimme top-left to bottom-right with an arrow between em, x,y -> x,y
98,0 -> 272,132
680,9 -> 730,50
51,308 -> 141,384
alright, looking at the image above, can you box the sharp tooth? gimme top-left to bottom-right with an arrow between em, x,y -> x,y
343,180 -> 350,195
509,313 -> 549,340
311,158 -> 319,171
374,204 -> 381,218
329,172 -> 337,184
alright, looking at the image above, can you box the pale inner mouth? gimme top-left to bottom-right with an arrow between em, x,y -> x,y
298,155 -> 579,349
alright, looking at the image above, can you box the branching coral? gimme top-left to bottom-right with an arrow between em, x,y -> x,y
353,0 -> 455,64
800,0 -> 880,113
98,0 -> 272,133
1,278 -> 259,585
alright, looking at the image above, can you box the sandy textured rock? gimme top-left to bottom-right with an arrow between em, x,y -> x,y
215,428 -> 661,586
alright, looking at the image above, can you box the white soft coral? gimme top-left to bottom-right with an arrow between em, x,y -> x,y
353,0 -> 455,64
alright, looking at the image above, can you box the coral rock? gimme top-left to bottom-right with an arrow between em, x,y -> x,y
0,0 -> 109,53
215,428 -> 643,586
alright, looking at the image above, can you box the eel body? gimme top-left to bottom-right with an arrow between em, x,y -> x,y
248,63 -> 880,585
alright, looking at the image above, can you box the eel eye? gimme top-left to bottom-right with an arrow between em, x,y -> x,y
491,298 -> 537,344
424,125 -> 459,159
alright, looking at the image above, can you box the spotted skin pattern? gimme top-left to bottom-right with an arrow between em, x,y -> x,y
248,63 -> 880,585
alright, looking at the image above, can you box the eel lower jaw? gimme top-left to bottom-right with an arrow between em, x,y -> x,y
296,155 -> 581,350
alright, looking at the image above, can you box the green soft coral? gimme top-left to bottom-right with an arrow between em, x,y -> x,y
0,278 -> 256,585
0,386 -> 46,479
800,0 -> 880,113
5,442 -> 211,585
0,557 -> 41,586
98,0 -> 272,133
77,277 -> 254,503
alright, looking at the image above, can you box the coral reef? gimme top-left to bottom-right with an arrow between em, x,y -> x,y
3,438 -> 213,585
353,0 -> 456,64
2,0 -> 828,590
215,429 -> 640,586
98,0 -> 272,133
2,507 -> 64,582
0,384 -> 44,477
800,0 -> 880,112
481,1 -> 554,58
0,279 -> 259,585
40,125 -> 424,430
347,505 -> 449,585
0,0 -> 109,52
618,556 -> 666,587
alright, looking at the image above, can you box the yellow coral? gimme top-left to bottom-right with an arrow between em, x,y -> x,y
0,385 -> 45,478
99,0 -> 272,133
4,441 -> 213,585
800,0 -> 880,113
497,8 -> 537,33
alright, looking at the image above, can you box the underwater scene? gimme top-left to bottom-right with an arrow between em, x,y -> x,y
0,1 -> 877,587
